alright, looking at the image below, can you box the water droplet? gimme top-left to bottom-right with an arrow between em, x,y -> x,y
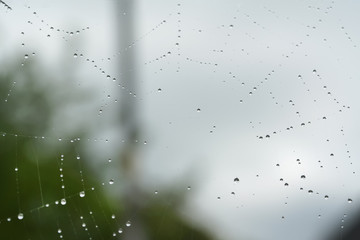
58,138 -> 62,141
60,198 -> 67,205
79,191 -> 85,198
154,190 -> 158,194
324,195 -> 329,199
15,168 -> 18,172
58,229 -> 62,234
126,220 -> 131,227
187,186 -> 191,190
109,179 -> 114,185
348,198 -> 353,203
118,228 -> 123,233
17,213 -> 24,220
111,214 -> 115,219
24,54 -> 29,59
308,190 -> 313,194
234,177 -> 239,182
73,53 -> 78,58
313,69 -> 317,73
82,223 -> 86,227
196,108 -> 201,112
301,175 -> 306,179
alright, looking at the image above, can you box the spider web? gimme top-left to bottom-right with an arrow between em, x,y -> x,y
1,0 -> 360,240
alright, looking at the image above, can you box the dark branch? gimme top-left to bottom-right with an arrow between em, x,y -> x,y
0,0 -> 12,10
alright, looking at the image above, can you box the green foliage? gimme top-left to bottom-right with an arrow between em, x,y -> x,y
0,58 -> 214,239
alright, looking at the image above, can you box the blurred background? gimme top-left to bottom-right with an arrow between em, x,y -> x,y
1,0 -> 360,239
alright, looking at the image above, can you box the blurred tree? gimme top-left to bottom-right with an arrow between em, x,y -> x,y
0,38 -> 213,240
0,59 -> 117,239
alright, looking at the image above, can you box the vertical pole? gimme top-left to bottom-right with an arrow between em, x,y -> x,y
116,1 -> 146,239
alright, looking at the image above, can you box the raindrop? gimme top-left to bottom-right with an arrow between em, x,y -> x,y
17,213 -> 24,220
118,228 -> 123,233
196,108 -> 201,112
187,186 -> 191,190
60,198 -> 67,205
233,177 -> 239,182
79,191 -> 85,198
24,54 -> 29,59
109,179 -> 114,185
73,53 -> 78,58
324,195 -> 329,199
154,190 -> 158,194
111,214 -> 115,219
348,198 -> 353,203
58,229 -> 62,234
126,220 -> 131,227
82,223 -> 86,227
301,175 -> 306,179
308,190 -> 313,194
